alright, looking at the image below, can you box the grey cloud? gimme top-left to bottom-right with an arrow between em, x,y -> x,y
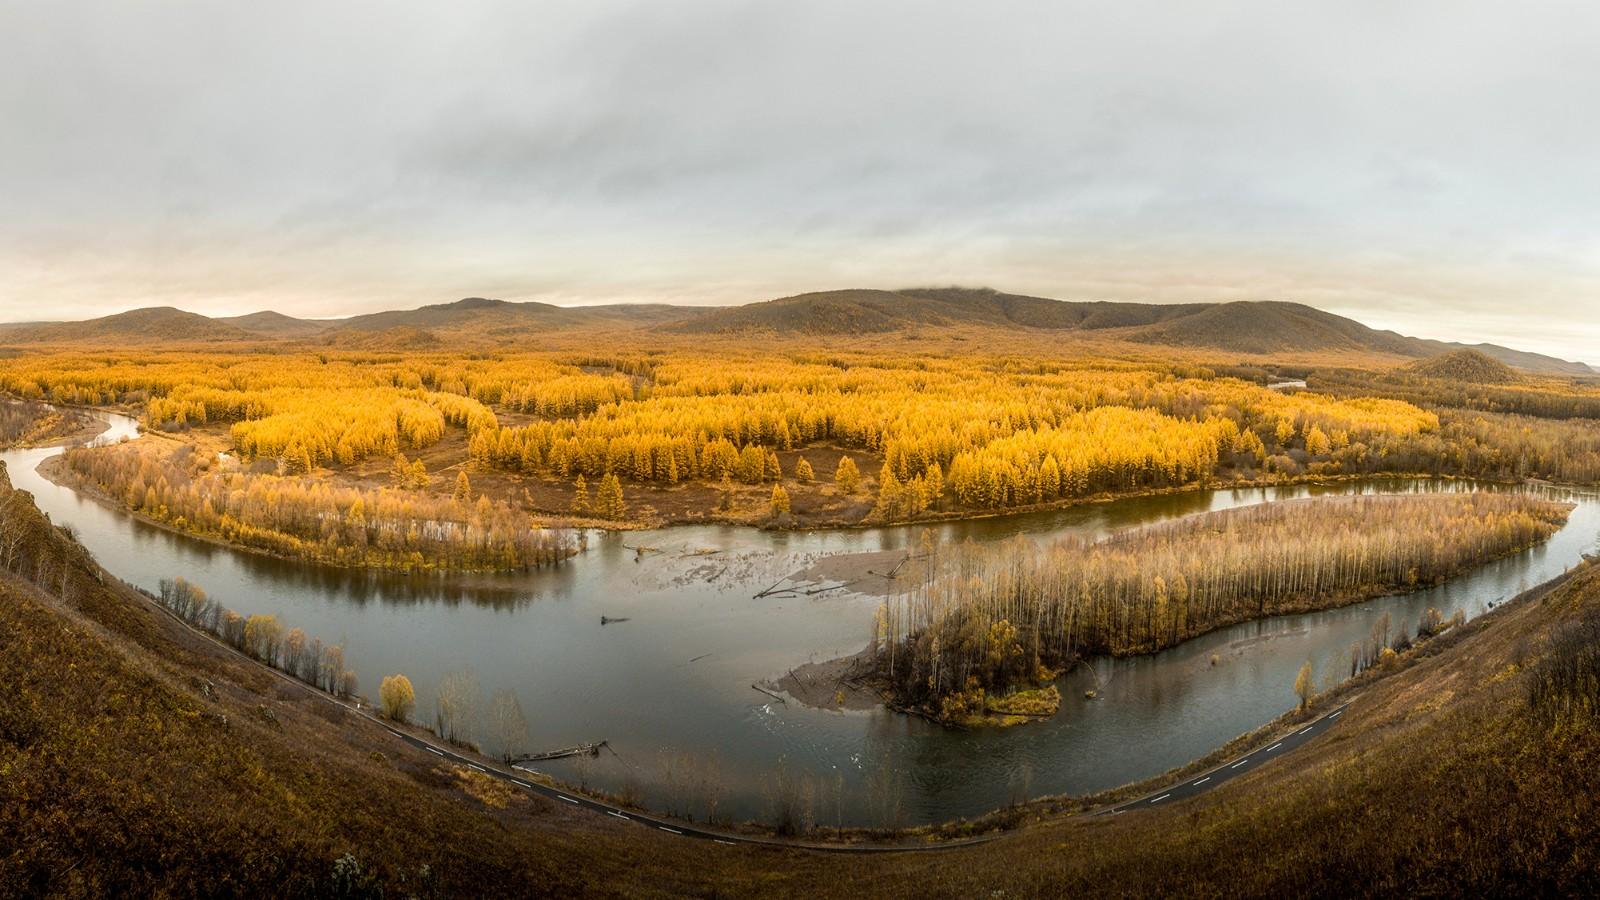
1,1 -> 1598,358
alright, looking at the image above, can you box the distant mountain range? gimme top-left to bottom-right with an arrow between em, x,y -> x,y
0,288 -> 1590,375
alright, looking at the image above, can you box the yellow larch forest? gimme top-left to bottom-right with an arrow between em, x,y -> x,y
4,344 -> 1599,570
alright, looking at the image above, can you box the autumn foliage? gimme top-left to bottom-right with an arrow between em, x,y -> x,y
379,674 -> 416,722
59,442 -> 577,572
875,492 -> 1571,720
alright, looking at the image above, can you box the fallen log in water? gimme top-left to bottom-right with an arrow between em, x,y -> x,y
752,579 -> 788,599
510,740 -> 608,764
751,683 -> 787,705
804,579 -> 859,596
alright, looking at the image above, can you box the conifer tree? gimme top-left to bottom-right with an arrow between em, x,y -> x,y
571,474 -> 590,514
391,453 -> 411,487
836,456 -> 861,493
876,463 -> 902,517
597,473 -> 626,519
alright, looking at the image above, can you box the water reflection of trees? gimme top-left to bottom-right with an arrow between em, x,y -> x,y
124,510 -> 580,608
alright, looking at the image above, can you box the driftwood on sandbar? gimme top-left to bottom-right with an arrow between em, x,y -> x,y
750,683 -> 787,705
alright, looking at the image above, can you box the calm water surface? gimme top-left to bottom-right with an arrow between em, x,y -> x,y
6,412 -> 1597,826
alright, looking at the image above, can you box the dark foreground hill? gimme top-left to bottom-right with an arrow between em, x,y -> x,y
2,453 -> 1599,897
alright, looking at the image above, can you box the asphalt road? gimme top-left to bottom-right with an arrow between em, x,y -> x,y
1098,702 -> 1351,816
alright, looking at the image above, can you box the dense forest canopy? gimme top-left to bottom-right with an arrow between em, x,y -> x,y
3,342 -> 1599,541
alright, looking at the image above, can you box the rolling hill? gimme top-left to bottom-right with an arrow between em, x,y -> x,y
333,296 -> 686,336
321,324 -> 444,351
217,310 -> 336,338
0,307 -> 257,344
0,289 -> 1590,374
666,287 -> 1211,334
1122,300 -> 1426,355
1406,348 -> 1522,384
667,288 -> 1592,373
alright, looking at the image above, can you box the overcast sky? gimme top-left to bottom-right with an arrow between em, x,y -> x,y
4,2 -> 1598,360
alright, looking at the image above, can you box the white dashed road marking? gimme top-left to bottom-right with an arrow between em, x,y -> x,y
1150,793 -> 1170,804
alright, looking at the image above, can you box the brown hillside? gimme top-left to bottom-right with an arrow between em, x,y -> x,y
667,289 -> 943,334
322,324 -> 444,350
668,287 -> 1211,334
218,310 -> 335,338
0,290 -> 1589,373
332,296 -> 685,337
4,307 -> 256,344
1122,300 -> 1423,355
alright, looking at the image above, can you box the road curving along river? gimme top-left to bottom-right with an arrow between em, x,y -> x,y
5,410 -> 1597,827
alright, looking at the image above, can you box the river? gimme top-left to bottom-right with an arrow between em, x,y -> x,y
5,411 -> 1597,827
